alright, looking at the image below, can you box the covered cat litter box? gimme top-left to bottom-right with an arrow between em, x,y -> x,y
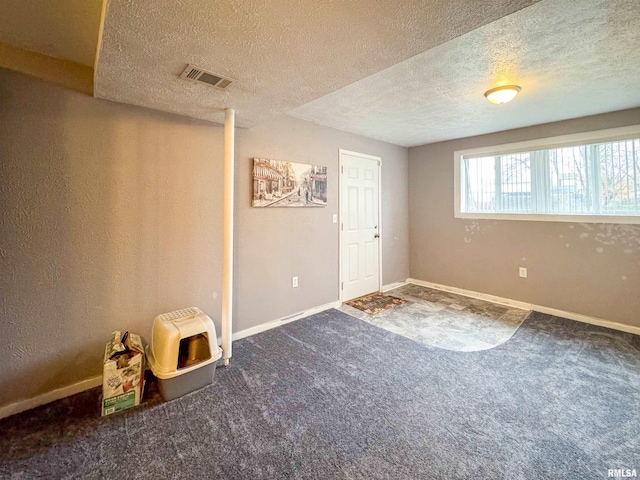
146,307 -> 221,401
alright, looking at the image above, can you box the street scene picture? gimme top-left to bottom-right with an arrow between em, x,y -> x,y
252,158 -> 327,208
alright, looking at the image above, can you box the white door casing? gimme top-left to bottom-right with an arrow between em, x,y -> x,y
339,150 -> 381,302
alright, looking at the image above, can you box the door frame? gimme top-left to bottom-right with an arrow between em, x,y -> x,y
338,149 -> 383,303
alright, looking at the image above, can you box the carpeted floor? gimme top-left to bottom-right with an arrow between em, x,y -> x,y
1,310 -> 639,479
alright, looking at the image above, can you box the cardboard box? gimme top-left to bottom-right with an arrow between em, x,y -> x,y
102,331 -> 145,416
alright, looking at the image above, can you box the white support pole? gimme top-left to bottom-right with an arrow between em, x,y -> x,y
222,108 -> 235,366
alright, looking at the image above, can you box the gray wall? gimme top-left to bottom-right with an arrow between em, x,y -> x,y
1,69 -> 225,406
408,108 -> 640,327
236,116 -> 408,330
0,69 -> 409,406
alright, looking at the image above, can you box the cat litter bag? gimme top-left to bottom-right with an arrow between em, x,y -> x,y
101,331 -> 145,416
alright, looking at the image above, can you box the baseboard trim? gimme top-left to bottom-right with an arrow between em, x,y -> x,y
227,300 -> 342,343
1,301 -> 342,421
407,278 -> 640,336
0,374 -> 102,420
382,280 -> 408,293
12,288 -> 633,420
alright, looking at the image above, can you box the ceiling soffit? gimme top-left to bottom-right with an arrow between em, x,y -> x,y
0,0 -> 102,67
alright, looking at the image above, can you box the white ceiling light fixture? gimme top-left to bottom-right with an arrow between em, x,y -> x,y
484,85 -> 521,104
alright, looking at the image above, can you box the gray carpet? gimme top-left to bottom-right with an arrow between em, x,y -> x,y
1,310 -> 639,479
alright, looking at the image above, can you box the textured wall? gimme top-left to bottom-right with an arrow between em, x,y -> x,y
408,108 -> 640,327
0,69 -> 225,406
235,116 -> 409,331
0,69 -> 409,407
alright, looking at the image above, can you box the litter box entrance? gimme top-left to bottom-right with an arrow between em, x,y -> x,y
178,334 -> 211,369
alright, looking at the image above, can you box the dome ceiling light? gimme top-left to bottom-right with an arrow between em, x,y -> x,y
484,85 -> 521,104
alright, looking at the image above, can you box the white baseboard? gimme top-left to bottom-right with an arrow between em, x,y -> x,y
382,280 -> 408,293
0,374 -> 103,420
226,300 -> 342,343
407,278 -> 640,336
0,301 -> 342,421
12,286 -> 633,421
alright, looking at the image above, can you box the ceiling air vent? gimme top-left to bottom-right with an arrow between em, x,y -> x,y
179,64 -> 233,90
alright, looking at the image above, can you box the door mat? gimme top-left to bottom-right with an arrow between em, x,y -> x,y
345,293 -> 406,315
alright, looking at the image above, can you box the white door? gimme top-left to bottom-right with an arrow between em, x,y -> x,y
340,150 -> 381,301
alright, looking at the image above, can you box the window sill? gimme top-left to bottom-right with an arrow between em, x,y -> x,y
455,211 -> 640,225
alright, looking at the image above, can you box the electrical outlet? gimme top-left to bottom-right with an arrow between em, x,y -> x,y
519,267 -> 528,278
332,214 -> 338,223
292,276 -> 298,288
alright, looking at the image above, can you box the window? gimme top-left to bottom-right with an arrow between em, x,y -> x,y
455,126 -> 640,224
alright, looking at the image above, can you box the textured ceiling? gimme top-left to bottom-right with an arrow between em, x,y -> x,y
94,0 -> 538,129
3,0 -> 638,147
292,0 -> 640,146
0,0 -> 102,66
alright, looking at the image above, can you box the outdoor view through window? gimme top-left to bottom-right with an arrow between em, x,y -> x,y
458,131 -> 640,223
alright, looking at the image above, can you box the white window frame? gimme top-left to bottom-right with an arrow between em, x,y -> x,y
454,125 -> 640,225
